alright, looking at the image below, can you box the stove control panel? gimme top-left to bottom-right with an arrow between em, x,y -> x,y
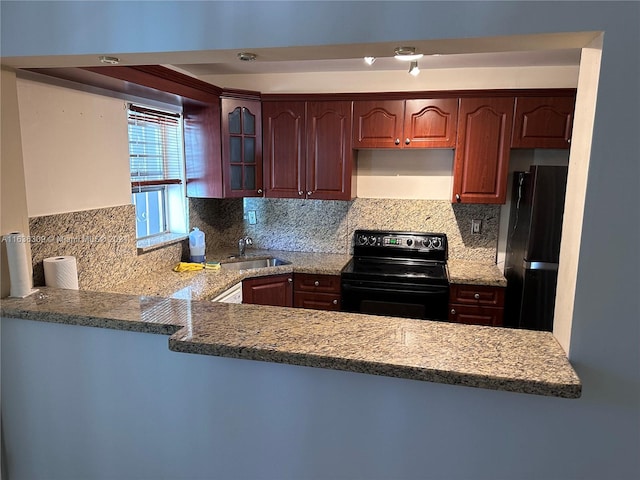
354,231 -> 447,251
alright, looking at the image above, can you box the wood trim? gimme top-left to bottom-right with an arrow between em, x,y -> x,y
221,88 -> 262,101
262,89 -> 576,102
131,179 -> 182,188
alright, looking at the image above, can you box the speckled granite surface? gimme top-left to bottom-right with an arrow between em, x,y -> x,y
105,249 -> 353,300
29,205 -> 187,291
0,287 -> 581,398
448,259 -> 507,287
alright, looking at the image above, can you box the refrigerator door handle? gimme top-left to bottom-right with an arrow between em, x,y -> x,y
523,261 -> 559,271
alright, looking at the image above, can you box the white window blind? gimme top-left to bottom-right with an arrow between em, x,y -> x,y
128,104 -> 184,188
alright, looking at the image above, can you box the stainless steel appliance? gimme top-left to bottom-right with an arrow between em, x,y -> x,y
504,165 -> 568,331
340,230 -> 449,320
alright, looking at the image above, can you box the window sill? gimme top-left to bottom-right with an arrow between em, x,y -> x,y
136,232 -> 188,254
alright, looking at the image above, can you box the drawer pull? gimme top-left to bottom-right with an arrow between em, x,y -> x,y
450,308 -> 456,315
474,293 -> 480,300
332,299 -> 338,305
314,281 -> 320,287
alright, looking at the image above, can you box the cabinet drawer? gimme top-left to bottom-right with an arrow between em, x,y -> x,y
449,284 -> 505,307
294,292 -> 341,311
448,305 -> 504,327
293,273 -> 341,294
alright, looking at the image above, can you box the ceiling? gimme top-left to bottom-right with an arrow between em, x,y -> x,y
4,31 -> 596,76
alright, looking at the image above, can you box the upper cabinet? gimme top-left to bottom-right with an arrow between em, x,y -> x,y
352,99 -> 458,149
511,96 -> 576,149
263,100 -> 354,200
221,97 -> 263,197
452,97 -> 515,204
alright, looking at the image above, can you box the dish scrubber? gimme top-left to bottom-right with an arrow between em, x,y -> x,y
173,262 -> 220,272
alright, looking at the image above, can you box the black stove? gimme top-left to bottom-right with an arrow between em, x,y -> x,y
341,230 -> 450,321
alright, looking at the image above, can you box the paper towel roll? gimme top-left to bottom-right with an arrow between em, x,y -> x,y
3,232 -> 38,298
43,256 -> 79,290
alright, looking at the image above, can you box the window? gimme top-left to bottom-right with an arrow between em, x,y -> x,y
128,104 -> 187,240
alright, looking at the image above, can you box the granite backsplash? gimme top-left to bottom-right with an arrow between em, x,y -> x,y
191,197 -> 500,262
28,198 -> 498,292
29,205 -> 188,291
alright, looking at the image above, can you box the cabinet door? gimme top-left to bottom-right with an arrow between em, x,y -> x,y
448,305 -> 504,327
294,292 -> 341,311
404,99 -> 458,148
452,97 -> 514,204
511,96 -> 575,149
221,98 -> 263,197
184,101 -> 223,198
262,101 -> 306,198
242,274 -> 293,307
352,100 -> 404,148
306,101 -> 354,200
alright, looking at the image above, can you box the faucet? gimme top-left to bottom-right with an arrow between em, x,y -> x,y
238,236 -> 253,256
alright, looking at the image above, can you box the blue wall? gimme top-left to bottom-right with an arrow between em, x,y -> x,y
1,1 -> 639,479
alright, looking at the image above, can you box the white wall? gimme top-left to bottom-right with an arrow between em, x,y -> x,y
1,1 -> 638,479
17,77 -> 131,216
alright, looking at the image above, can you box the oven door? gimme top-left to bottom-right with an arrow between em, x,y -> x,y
341,279 -> 449,321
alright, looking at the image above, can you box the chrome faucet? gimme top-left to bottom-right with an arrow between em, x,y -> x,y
238,236 -> 253,256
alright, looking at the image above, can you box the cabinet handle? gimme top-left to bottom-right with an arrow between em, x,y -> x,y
450,309 -> 456,315
298,191 -> 304,196
405,138 -> 410,145
332,299 -> 338,305
395,138 -> 400,145
257,188 -> 263,194
307,191 -> 312,196
474,293 -> 480,300
455,193 -> 461,203
288,278 -> 293,283
314,281 -> 320,287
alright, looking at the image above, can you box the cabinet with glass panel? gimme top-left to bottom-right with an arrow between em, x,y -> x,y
221,96 -> 263,197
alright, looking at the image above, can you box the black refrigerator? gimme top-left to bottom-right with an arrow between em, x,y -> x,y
504,165 -> 568,331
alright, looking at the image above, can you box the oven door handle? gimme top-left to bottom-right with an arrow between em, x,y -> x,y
341,283 -> 448,295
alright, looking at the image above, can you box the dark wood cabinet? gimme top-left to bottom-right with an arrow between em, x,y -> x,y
448,284 -> 505,327
184,100 -> 223,198
352,99 -> 458,149
221,97 -> 263,197
242,274 -> 293,307
263,100 -> 354,200
511,96 -> 576,149
293,273 -> 341,311
452,97 -> 514,204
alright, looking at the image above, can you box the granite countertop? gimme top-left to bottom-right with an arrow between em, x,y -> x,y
0,287 -> 581,398
104,249 -> 506,301
105,249 -> 353,301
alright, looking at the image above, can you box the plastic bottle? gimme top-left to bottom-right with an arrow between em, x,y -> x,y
189,227 -> 206,263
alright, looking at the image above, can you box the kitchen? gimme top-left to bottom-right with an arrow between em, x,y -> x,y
1,2 -> 639,479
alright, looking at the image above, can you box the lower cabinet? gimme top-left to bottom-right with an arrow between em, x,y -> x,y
293,273 -> 341,311
448,284 -> 505,327
242,274 -> 293,307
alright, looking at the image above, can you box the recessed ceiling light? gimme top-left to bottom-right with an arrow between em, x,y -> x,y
237,52 -> 257,61
394,47 -> 423,61
364,56 -> 376,65
99,55 -> 120,65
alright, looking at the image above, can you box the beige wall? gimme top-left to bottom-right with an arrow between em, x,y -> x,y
16,77 -> 131,216
201,65 -> 579,93
1,67 -> 31,298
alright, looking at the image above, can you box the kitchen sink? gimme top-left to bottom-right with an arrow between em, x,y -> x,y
220,257 -> 291,271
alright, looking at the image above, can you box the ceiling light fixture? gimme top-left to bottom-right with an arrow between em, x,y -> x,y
394,46 -> 423,62
364,56 -> 376,65
99,55 -> 120,65
237,52 -> 257,61
408,61 -> 420,76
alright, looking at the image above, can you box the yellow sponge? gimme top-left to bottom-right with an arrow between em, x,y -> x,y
173,262 -> 220,272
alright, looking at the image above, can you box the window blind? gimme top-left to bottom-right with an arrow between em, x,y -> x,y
128,104 -> 184,189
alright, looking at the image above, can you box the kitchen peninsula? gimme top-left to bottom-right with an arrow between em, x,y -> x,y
1,249 -> 580,399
